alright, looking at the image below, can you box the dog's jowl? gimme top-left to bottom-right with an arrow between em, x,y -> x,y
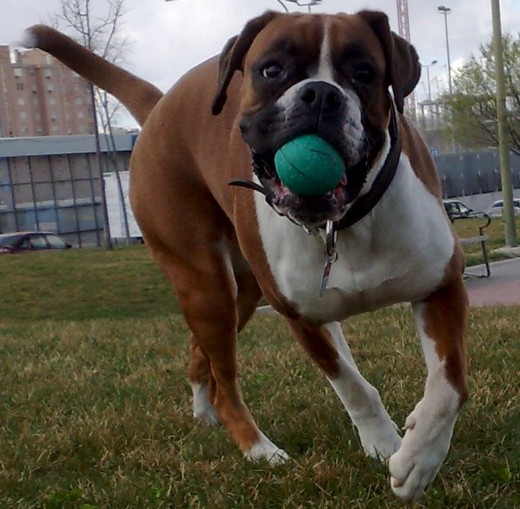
24,10 -> 468,502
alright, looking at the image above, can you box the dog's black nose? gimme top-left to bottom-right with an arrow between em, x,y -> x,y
299,81 -> 344,116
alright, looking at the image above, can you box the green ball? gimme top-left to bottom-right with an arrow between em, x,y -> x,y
274,135 -> 345,196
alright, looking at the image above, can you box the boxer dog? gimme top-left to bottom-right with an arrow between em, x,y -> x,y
24,10 -> 468,502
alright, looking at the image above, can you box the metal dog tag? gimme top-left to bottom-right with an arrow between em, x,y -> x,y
319,220 -> 338,297
319,258 -> 333,297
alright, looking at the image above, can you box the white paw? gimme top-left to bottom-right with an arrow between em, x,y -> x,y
357,417 -> 402,461
245,432 -> 290,465
388,403 -> 456,502
191,383 -> 220,427
389,445 -> 444,501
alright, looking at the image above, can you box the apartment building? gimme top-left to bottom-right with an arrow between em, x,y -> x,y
0,45 -> 94,137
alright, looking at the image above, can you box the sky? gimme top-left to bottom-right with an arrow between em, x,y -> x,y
3,0 -> 520,128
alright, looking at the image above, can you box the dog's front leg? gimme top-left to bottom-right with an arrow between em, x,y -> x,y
287,320 -> 402,460
389,278 -> 468,502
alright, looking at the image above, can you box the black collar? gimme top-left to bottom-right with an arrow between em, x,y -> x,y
333,104 -> 401,231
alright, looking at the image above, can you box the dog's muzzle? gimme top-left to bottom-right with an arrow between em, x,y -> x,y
236,81 -> 371,228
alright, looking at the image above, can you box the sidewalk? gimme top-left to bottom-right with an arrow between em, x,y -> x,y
465,257 -> 520,306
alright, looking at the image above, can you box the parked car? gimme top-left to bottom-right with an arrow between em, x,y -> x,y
443,200 -> 475,222
485,199 -> 520,217
0,231 -> 72,254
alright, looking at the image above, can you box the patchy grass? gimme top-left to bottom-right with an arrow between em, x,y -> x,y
0,245 -> 518,507
0,310 -> 519,505
0,246 -> 176,321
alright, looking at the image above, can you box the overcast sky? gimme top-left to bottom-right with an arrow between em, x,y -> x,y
3,0 -> 520,128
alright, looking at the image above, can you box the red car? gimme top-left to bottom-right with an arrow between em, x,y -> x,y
0,231 -> 72,254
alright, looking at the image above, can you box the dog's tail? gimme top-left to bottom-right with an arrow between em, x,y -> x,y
22,25 -> 163,126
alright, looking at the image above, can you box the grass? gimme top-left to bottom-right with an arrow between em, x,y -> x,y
0,247 -> 518,508
0,247 -> 177,321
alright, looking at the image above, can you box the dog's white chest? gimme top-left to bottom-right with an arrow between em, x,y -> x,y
254,158 -> 454,322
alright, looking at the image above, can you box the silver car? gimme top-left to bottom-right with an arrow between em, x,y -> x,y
485,199 -> 520,217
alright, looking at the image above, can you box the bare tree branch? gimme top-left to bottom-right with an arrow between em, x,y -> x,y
52,0 -> 131,129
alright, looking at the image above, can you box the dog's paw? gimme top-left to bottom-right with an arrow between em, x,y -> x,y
357,417 -> 402,461
389,445 -> 443,502
191,383 -> 220,427
388,403 -> 456,502
245,432 -> 290,465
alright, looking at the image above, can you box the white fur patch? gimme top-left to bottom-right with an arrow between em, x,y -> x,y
191,382 -> 219,427
245,432 -> 290,465
315,18 -> 334,82
254,153 -> 454,322
388,304 -> 461,502
325,323 -> 401,459
20,28 -> 38,49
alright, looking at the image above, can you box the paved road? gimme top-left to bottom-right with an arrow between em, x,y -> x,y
465,257 -> 520,306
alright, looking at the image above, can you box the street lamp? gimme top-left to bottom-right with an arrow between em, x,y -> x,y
438,6 -> 452,95
283,0 -> 322,13
422,59 -> 438,101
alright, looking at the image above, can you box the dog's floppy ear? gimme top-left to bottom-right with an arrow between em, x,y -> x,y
212,10 -> 279,115
358,10 -> 421,113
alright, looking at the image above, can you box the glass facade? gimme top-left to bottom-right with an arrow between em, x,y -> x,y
0,135 -> 133,247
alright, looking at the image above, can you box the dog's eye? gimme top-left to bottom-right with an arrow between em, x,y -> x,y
352,63 -> 375,84
261,62 -> 285,79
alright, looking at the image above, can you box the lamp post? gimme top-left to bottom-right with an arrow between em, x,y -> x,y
283,0 -> 322,13
491,0 -> 517,246
422,59 -> 438,101
437,6 -> 452,95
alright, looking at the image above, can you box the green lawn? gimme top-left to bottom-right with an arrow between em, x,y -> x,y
0,246 -> 177,322
0,246 -> 518,508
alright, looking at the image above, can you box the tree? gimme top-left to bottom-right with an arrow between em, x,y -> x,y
445,33 -> 520,155
53,0 -> 133,248
53,0 -> 130,132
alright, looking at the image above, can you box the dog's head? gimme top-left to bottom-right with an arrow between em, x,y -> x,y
213,10 -> 420,228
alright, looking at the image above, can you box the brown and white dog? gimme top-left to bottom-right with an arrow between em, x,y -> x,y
24,10 -> 468,502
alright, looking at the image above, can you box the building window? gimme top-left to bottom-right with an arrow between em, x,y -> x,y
14,68 -> 23,78
75,98 -> 83,105
48,97 -> 56,105
20,112 -> 28,120
16,82 -> 24,91
17,98 -> 25,105
77,111 -> 85,119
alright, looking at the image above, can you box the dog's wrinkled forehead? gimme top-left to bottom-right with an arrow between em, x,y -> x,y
211,10 -> 420,116
243,14 -> 325,72
239,14 -> 387,108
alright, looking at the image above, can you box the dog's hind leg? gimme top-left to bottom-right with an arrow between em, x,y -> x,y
153,235 -> 287,464
189,334 -> 219,426
287,319 -> 402,459
235,263 -> 263,332
189,254 -> 262,428
389,277 -> 468,502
